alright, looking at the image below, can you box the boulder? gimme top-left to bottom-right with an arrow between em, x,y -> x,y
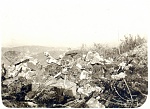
79,70 -> 89,80
111,72 -> 127,80
25,71 -> 36,80
27,61 -> 38,71
86,98 -> 105,108
85,51 -> 93,62
32,83 -> 40,92
77,84 -> 95,97
65,50 -> 80,57
6,65 -> 17,78
91,52 -> 104,64
76,63 -> 82,69
51,79 -> 76,97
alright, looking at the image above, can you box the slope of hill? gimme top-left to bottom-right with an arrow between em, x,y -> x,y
1,46 -> 68,56
1,46 -> 68,66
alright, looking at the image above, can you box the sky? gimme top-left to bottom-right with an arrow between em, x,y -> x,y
0,0 -> 149,48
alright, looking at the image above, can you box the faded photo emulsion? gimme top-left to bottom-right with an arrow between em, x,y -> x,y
0,0 -> 149,108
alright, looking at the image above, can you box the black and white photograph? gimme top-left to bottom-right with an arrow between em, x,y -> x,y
0,0 -> 149,108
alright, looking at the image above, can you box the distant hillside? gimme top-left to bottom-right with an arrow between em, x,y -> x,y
1,46 -> 68,56
1,45 -> 68,66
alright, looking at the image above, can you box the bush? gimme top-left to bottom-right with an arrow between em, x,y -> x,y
83,34 -> 147,59
119,34 -> 146,54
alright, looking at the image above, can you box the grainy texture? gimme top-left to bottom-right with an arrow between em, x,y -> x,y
1,42 -> 148,108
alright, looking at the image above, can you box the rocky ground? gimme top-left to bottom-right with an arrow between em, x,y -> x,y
1,43 -> 148,108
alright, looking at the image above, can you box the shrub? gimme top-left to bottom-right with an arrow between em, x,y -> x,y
83,34 -> 147,59
119,34 -> 146,54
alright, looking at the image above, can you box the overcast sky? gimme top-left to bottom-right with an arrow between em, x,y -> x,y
0,0 -> 149,48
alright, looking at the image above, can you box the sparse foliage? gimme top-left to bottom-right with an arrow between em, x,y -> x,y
119,34 -> 146,54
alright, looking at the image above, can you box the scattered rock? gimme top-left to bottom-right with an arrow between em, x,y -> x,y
1,43 -> 148,108
86,97 -> 105,108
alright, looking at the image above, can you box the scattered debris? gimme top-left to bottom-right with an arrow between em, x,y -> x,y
1,43 -> 148,108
